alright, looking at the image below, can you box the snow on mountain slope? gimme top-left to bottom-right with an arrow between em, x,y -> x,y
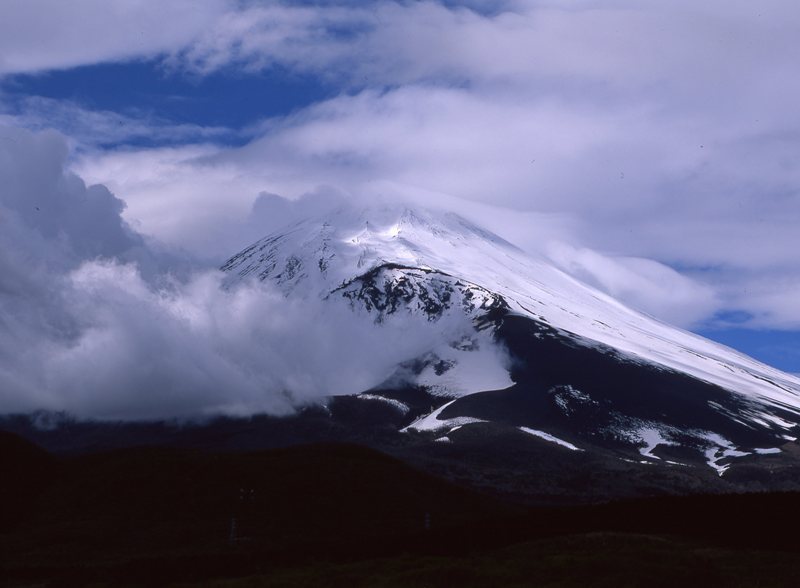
222,204 -> 800,419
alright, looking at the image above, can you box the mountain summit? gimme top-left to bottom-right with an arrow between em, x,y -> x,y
222,205 -> 800,475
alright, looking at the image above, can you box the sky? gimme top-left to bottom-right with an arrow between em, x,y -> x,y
0,0 -> 799,418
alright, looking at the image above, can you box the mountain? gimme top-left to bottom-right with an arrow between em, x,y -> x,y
221,205 -> 800,478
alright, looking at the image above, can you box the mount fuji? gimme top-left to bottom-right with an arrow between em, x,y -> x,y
220,205 -> 800,478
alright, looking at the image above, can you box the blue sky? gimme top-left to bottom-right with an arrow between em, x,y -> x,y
0,0 -> 799,388
2,61 -> 333,145
697,327 -> 800,374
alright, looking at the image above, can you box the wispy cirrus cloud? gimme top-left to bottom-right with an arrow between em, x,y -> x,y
0,0 -> 229,75
0,95 -> 238,148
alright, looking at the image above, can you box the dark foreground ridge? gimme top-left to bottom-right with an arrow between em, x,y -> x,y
6,402 -> 800,505
2,432 -> 800,587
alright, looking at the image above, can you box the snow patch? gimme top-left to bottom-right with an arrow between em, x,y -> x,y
699,432 -> 751,476
356,394 -> 410,414
401,399 -> 486,433
753,447 -> 781,455
620,458 -> 657,466
637,427 -> 677,460
414,337 -> 513,397
518,426 -> 583,451
757,412 -> 797,430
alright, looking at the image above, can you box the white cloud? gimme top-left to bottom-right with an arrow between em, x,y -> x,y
546,243 -> 718,329
0,125 -> 143,262
72,142 -> 269,259
0,0 -> 229,75
0,96 -> 236,148
5,260 -> 475,420
146,1 -> 797,96
719,274 -> 800,330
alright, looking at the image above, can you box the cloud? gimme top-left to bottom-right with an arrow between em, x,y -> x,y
546,243 -> 718,329
0,0 -> 229,75
717,273 -> 800,331
3,260 -> 478,420
0,126 -> 491,419
71,142 -> 271,259
0,96 -> 237,149
0,125 -> 143,263
159,0 -> 799,103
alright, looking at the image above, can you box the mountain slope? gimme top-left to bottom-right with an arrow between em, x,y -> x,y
221,205 -> 800,474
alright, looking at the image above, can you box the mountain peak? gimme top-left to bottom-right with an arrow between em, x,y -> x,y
222,204 -> 800,421
222,203 -> 521,294
316,204 -> 518,248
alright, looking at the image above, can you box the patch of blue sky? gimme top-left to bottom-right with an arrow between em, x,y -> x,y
1,60 -> 334,147
699,326 -> 800,374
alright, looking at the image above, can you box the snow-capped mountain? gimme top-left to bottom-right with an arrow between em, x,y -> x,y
221,205 -> 800,475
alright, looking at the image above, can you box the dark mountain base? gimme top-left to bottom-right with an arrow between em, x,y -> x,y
2,432 -> 800,587
437,314 -> 800,454
5,402 -> 800,506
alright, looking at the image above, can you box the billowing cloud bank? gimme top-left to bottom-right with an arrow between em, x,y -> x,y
0,127 -> 487,419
